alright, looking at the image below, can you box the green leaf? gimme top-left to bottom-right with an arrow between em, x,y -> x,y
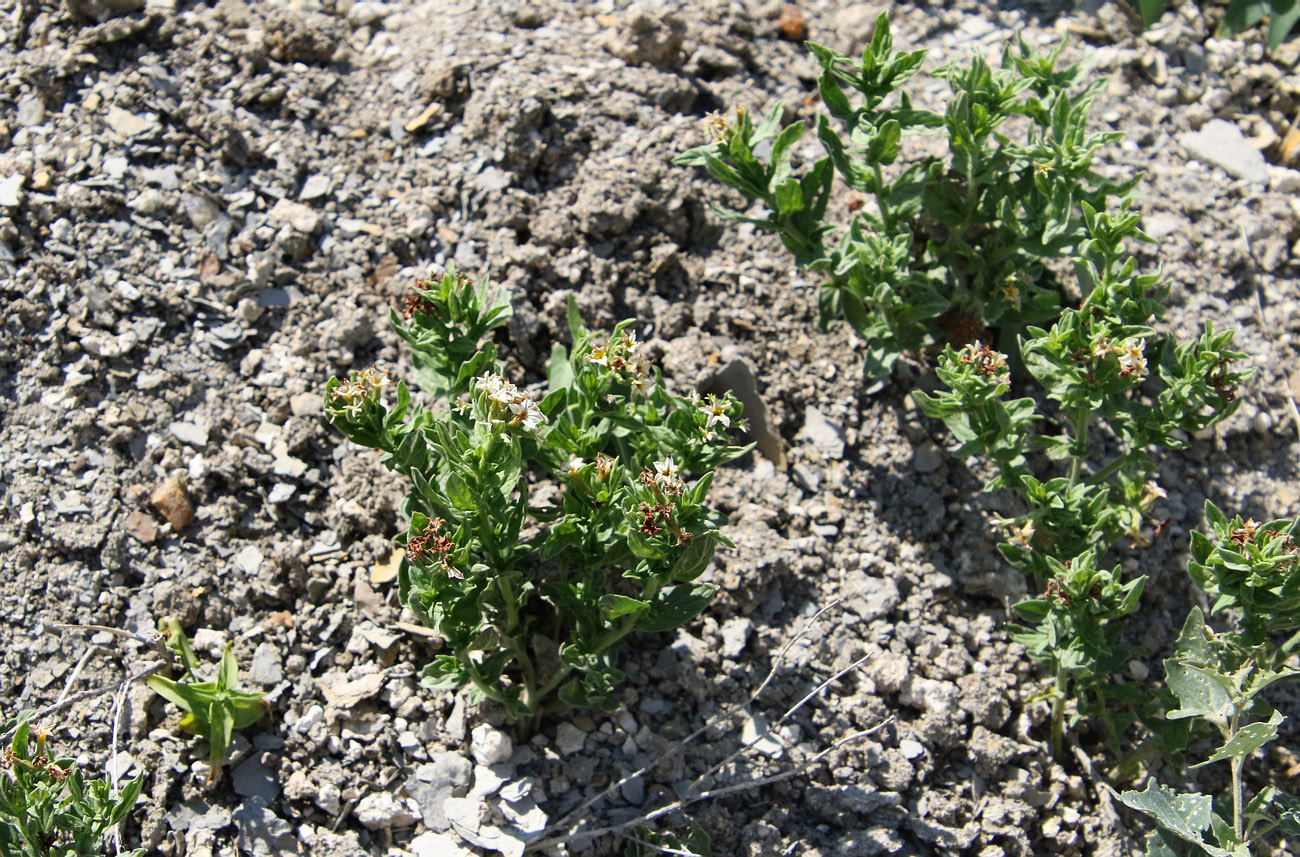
1143,829 -> 1181,857
599,594 -> 649,619
1165,661 -> 1233,726
774,178 -> 804,215
109,776 -> 144,826
639,584 -> 717,633
1135,0 -> 1168,26
547,343 -> 574,394
217,642 -> 239,692
1269,1 -> 1300,49
1190,709 -> 1284,769
206,703 -> 234,783
566,295 -> 586,343
1112,780 -> 1226,854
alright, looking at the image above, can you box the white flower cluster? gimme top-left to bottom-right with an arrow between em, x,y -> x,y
1091,337 -> 1148,380
475,373 -> 546,434
587,330 -> 652,395
643,456 -> 685,495
329,367 -> 390,419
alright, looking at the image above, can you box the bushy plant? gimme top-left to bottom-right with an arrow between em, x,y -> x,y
325,269 -> 748,733
676,13 -> 1136,377
0,716 -> 142,857
1114,507 -> 1300,855
915,203 -> 1251,753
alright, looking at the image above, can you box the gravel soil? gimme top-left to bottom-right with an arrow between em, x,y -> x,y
2,0 -> 1300,855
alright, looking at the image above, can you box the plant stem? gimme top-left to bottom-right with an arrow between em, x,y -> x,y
872,162 -> 892,229
1068,408 -> 1089,486
1231,709 -> 1244,841
1050,668 -> 1067,760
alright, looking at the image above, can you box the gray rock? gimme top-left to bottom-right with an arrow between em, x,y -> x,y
554,722 -> 586,756
168,799 -> 232,833
409,832 -> 473,857
267,199 -> 322,234
232,796 -> 298,856
719,617 -> 752,658
299,175 -> 332,201
129,189 -> 166,215
67,0 -> 144,21
1179,119 -> 1269,184
404,752 -> 472,830
967,725 -> 1032,776
796,406 -> 845,460
603,4 -> 686,69
347,1 -> 392,27
354,791 -> 419,830
105,106 -> 157,138
899,676 -> 959,715
17,96 -> 46,127
170,421 -> 209,447
183,194 -> 223,229
249,642 -> 283,685
845,574 -> 900,621
911,440 -> 943,474
0,175 -> 24,208
232,756 -> 279,803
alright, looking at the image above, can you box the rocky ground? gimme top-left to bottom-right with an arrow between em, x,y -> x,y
2,0 -> 1300,855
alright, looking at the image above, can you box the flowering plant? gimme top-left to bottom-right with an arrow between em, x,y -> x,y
676,12 -> 1136,377
915,204 -> 1251,754
0,715 -> 143,857
325,270 -> 748,731
1115,514 -> 1300,855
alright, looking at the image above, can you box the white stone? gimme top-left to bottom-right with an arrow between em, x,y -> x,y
409,832 -> 472,857
267,198 -> 322,233
470,724 -> 513,766
353,791 -> 418,830
1179,119 -> 1269,184
0,174 -> 25,207
235,545 -> 263,574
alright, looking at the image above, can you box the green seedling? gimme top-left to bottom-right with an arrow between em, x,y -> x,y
0,714 -> 143,857
146,619 -> 268,784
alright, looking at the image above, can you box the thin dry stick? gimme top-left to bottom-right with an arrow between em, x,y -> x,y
688,653 -> 872,794
533,724 -> 888,850
109,680 -> 131,857
0,663 -> 167,744
54,644 -> 103,710
54,624 -> 172,663
617,833 -> 703,857
540,599 -> 844,839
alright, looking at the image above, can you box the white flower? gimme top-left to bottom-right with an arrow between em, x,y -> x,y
509,398 -> 545,433
565,457 -> 586,477
1117,340 -> 1147,378
654,457 -> 679,480
1140,481 -> 1167,510
1008,520 -> 1036,549
700,397 -> 731,430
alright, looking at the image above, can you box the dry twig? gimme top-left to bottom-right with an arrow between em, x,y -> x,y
527,601 -> 885,851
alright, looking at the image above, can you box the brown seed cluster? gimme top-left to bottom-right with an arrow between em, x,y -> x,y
407,517 -> 463,579
958,341 -> 1008,378
400,291 -> 437,319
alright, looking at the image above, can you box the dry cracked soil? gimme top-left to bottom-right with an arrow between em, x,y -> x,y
2,0 -> 1300,855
